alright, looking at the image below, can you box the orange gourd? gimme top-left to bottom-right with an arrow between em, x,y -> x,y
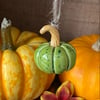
0,18 -> 55,100
59,34 -> 100,100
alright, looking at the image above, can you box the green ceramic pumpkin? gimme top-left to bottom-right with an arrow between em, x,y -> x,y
34,25 -> 76,74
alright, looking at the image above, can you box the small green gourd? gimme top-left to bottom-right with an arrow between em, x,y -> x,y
34,25 -> 76,74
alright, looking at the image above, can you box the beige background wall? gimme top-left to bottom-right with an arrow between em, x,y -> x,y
0,0 -> 99,41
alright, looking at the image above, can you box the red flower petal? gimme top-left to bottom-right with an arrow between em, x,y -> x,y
56,86 -> 71,100
40,91 -> 57,100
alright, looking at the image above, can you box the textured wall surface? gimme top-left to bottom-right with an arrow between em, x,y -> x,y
0,0 -> 100,41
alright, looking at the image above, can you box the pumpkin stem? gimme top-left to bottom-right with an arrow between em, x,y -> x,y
92,39 -> 100,52
40,25 -> 60,47
1,18 -> 15,50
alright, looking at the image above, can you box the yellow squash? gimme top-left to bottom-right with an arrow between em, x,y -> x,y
59,34 -> 100,100
0,18 -> 55,100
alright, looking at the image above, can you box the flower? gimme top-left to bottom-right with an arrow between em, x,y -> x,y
40,81 -> 85,100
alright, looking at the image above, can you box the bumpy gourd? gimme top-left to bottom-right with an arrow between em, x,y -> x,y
34,25 -> 76,74
0,18 -> 55,100
59,34 -> 100,100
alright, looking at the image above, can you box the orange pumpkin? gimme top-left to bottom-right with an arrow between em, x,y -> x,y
0,18 -> 55,100
59,34 -> 100,100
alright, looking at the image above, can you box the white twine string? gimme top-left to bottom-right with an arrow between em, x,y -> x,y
1,17 -> 11,29
50,0 -> 63,29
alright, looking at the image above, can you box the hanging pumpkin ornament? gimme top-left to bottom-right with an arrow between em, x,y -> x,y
34,24 -> 76,74
0,18 -> 55,100
34,0 -> 76,74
